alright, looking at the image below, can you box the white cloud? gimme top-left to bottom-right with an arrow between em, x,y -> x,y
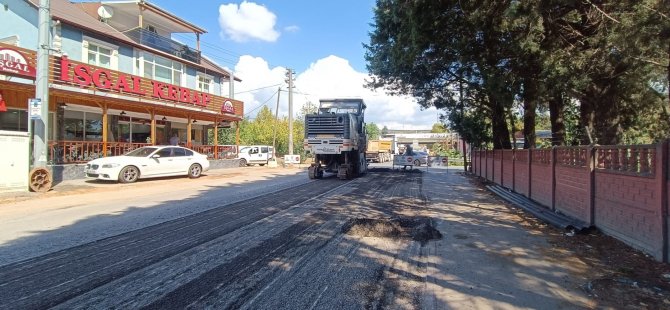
284,25 -> 300,33
218,1 -> 280,42
233,55 -> 438,129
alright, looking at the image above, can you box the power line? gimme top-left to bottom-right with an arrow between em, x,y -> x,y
244,89 -> 279,117
235,84 -> 282,95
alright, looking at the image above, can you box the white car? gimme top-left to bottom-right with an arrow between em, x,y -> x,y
414,151 -> 429,166
237,145 -> 274,166
85,146 -> 210,183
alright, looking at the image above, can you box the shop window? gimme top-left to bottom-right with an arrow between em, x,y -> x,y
0,109 -> 28,131
85,113 -> 102,141
62,110 -> 106,141
131,122 -> 151,143
63,110 -> 84,141
142,53 -> 183,85
118,122 -> 130,142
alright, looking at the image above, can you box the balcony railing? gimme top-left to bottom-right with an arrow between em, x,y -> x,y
126,28 -> 201,63
48,141 -> 238,164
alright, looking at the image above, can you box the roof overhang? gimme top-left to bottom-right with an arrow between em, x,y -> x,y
98,1 -> 207,34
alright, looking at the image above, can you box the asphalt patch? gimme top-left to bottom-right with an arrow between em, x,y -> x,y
343,217 -> 442,245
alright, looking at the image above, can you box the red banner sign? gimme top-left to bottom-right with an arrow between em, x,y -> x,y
0,48 -> 36,78
59,56 -> 211,107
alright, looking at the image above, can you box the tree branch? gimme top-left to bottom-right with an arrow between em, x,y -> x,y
585,0 -> 620,24
642,4 -> 669,20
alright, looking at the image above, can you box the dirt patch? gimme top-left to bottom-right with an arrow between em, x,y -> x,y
557,231 -> 670,309
466,173 -> 670,309
342,217 -> 442,244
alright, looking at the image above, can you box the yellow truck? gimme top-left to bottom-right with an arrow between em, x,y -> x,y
365,139 -> 392,163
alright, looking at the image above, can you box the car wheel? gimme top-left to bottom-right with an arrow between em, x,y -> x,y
188,164 -> 202,179
259,163 -> 266,166
118,166 -> 139,183
239,159 -> 247,167
414,159 -> 421,166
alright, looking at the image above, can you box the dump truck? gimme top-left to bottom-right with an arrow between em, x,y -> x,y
304,98 -> 368,180
365,139 -> 392,163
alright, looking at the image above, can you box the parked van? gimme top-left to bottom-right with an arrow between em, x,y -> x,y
237,145 -> 274,166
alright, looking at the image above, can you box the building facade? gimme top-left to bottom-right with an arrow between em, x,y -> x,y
0,0 -> 244,166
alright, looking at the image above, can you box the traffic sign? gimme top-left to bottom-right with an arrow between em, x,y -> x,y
29,98 -> 42,120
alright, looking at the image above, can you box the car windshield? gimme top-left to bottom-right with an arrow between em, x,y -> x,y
125,147 -> 158,157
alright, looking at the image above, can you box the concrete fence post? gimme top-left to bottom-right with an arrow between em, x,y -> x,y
480,149 -> 483,177
512,149 -> 516,192
528,148 -> 533,199
492,149 -> 495,182
657,139 -> 669,262
500,149 -> 505,187
473,149 -> 477,175
551,147 -> 557,211
588,146 -> 596,226
485,149 -> 488,180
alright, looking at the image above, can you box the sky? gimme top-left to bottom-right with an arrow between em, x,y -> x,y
151,0 -> 440,130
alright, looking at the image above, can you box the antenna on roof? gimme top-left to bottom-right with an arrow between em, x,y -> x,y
97,5 -> 114,22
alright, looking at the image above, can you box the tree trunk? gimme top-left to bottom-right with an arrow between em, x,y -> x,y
491,101 -> 512,149
582,83 -> 622,145
523,77 -> 538,149
549,92 -> 566,146
579,95 -> 596,145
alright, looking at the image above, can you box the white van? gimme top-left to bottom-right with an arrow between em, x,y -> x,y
237,145 -> 274,166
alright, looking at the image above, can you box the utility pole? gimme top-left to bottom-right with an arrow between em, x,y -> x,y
272,87 -> 281,160
285,69 -> 295,155
33,0 -> 51,168
26,0 -> 52,192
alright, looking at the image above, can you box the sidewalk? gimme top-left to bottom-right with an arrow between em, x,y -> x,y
0,166 -> 305,204
418,167 -> 593,308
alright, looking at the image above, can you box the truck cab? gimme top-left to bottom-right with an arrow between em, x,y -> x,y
237,145 -> 274,166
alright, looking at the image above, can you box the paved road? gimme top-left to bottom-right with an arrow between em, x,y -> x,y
0,165 -> 594,309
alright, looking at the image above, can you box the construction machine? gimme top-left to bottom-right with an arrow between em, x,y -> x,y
304,98 -> 367,180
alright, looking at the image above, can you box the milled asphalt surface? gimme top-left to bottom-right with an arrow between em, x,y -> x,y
0,164 -> 595,309
0,166 -> 311,266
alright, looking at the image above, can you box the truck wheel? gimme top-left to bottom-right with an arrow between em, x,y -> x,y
239,159 -> 247,167
414,159 -> 421,167
337,166 -> 349,180
309,166 -> 316,179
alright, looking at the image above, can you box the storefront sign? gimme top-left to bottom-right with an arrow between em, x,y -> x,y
0,48 -> 36,78
59,56 -> 211,107
29,98 -> 41,120
221,100 -> 235,114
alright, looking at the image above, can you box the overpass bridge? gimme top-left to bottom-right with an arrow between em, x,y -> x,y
381,131 -> 465,154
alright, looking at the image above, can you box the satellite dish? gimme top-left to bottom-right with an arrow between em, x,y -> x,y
97,5 -> 114,20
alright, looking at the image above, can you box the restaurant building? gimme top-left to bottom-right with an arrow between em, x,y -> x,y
0,0 -> 244,175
